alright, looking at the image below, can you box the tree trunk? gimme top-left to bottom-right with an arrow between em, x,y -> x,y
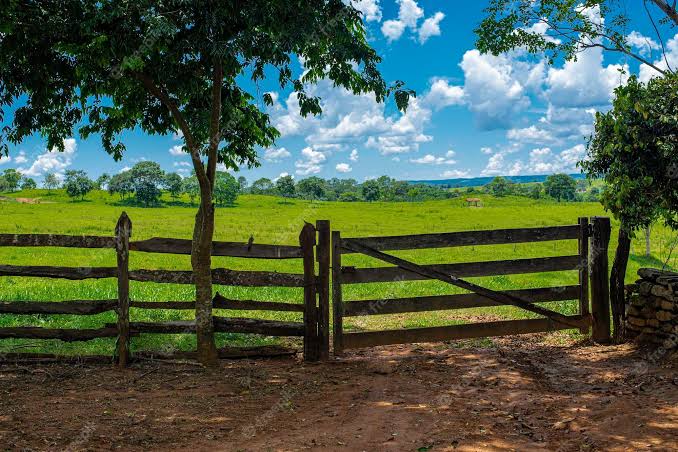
645,226 -> 651,257
192,201 -> 218,366
610,227 -> 631,343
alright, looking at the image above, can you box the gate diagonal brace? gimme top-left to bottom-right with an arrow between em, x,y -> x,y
341,239 -> 583,330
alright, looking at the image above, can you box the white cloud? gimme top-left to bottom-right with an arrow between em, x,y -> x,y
14,151 -> 28,164
409,153 -> 456,165
336,163 -> 352,173
418,12 -> 444,44
0,156 -> 11,165
264,147 -> 291,162
349,149 -> 359,162
119,166 -> 131,173
273,172 -> 292,182
459,50 -> 532,130
480,147 -> 493,155
545,46 -> 627,108
271,79 -> 439,156
349,0 -> 382,22
507,125 -> 555,144
445,150 -> 455,158
626,31 -> 660,57
639,33 -> 678,82
169,145 -> 185,156
381,0 -> 442,44
441,169 -> 470,178
20,138 -> 77,177
173,161 -> 191,168
422,79 -> 464,110
295,147 -> 326,175
481,152 -> 505,176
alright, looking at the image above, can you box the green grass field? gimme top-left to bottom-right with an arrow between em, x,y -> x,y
1,189 -> 676,356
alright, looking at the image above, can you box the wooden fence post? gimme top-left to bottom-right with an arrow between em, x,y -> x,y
300,222 -> 319,362
332,230 -> 344,356
115,212 -> 132,367
590,216 -> 611,344
316,220 -> 331,360
578,217 -> 590,334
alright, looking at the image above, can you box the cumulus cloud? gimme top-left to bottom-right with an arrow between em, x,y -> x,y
381,0 -> 443,44
13,151 -> 28,164
270,78 -> 451,156
422,79 -> 464,110
507,125 -> 555,144
441,169 -> 470,178
20,138 -> 77,177
639,33 -> 678,82
264,147 -> 291,162
458,50 -> 533,130
626,31 -> 660,57
336,163 -> 353,173
0,156 -> 11,165
169,145 -> 185,156
409,151 -> 456,165
349,0 -> 382,22
349,149 -> 359,161
418,12 -> 445,44
295,147 -> 326,175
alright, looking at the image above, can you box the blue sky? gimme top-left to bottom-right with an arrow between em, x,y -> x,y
1,0 -> 676,184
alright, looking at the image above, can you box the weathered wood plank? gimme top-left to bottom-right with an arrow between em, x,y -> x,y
214,317 -> 305,336
344,286 -> 580,317
578,217 -> 590,334
213,293 -> 304,312
340,225 -> 580,253
332,230 -> 344,356
129,237 -> 303,259
341,315 -> 591,349
590,217 -> 611,344
340,255 -> 581,284
300,223 -> 320,361
0,300 -> 117,315
0,327 -> 119,342
125,318 -> 305,336
128,268 -> 305,287
0,265 -> 117,280
0,234 -> 115,249
133,346 -> 297,360
316,220 -> 331,360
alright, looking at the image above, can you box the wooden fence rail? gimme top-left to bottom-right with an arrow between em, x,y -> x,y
0,213 -> 331,365
332,218 -> 611,354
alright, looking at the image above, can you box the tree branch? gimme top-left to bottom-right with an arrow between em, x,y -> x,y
649,0 -> 678,25
644,0 -> 674,73
131,71 -> 211,194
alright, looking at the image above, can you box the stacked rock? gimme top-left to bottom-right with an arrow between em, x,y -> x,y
626,268 -> 678,348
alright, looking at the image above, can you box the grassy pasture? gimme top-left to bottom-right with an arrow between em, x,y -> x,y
0,190 -> 676,355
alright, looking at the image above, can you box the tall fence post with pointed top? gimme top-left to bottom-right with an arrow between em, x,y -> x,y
115,212 -> 132,367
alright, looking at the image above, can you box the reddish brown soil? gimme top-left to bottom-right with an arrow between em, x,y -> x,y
1,337 -> 676,451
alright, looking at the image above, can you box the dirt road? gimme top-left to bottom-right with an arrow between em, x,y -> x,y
1,337 -> 676,451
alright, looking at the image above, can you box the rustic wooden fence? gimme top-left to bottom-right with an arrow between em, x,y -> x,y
0,213 -> 331,364
332,217 -> 612,353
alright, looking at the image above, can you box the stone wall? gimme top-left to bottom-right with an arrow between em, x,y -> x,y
626,268 -> 678,348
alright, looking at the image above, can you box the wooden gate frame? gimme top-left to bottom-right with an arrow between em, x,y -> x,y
332,217 -> 612,354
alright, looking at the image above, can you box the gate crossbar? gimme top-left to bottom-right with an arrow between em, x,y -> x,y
341,239 -> 584,330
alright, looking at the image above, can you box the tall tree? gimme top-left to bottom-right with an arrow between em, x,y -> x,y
0,2 -> 411,365
581,74 -> 678,341
20,177 -> 37,190
130,161 -> 165,206
2,169 -> 21,192
43,173 -> 60,192
544,174 -> 577,202
275,175 -> 296,198
164,172 -> 184,200
64,170 -> 95,200
213,172 -> 239,206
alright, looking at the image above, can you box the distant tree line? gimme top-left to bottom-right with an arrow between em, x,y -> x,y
245,175 -> 459,202
1,165 -> 600,205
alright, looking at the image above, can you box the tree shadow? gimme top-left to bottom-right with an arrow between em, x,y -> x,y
629,254 -> 675,272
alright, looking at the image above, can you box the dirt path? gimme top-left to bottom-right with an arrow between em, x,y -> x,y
1,338 -> 676,451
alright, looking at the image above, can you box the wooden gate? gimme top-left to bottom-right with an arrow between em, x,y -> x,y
332,217 -> 611,354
